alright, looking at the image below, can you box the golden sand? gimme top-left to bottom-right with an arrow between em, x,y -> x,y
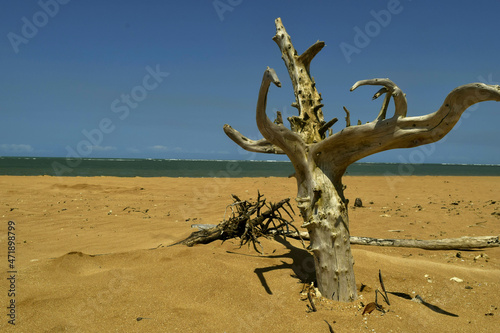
1,175 -> 499,332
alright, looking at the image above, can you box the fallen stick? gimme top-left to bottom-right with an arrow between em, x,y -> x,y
349,235 -> 499,250
281,232 -> 499,250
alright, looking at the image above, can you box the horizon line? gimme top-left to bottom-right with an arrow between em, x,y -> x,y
1,156 -> 499,167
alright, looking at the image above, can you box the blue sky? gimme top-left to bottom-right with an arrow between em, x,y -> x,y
1,0 -> 499,164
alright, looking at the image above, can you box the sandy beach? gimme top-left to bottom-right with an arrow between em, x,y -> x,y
1,175 -> 499,332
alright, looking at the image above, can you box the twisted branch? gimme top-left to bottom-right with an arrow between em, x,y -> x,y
350,78 -> 408,119
314,81 -> 500,174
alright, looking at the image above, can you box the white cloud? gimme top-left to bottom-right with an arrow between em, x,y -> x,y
0,144 -> 34,153
92,145 -> 117,152
149,145 -> 169,151
148,145 -> 184,153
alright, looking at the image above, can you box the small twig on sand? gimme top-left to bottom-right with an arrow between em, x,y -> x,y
378,269 -> 390,305
324,320 -> 335,333
307,288 -> 317,312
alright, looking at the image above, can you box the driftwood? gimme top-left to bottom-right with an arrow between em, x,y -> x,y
350,235 -> 499,250
174,216 -> 499,251
170,193 -> 303,253
223,17 -> 500,301
286,232 -> 500,250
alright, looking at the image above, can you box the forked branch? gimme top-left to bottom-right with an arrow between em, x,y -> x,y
297,40 -> 325,76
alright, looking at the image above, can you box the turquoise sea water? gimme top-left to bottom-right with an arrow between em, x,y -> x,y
0,157 -> 499,177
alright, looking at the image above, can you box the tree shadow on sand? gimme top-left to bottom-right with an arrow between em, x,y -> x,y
388,292 -> 459,317
252,235 -> 315,295
228,236 -> 460,318
227,235 -> 315,295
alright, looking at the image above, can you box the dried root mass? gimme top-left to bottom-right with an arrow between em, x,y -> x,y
171,192 -> 303,254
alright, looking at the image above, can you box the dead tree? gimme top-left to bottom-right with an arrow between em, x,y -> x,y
223,18 -> 500,301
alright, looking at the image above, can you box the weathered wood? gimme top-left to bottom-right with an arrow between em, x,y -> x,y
283,231 -> 500,250
349,235 -> 500,250
173,224 -> 224,247
313,81 -> 500,175
343,106 -> 351,127
223,124 -> 285,154
319,117 -> 338,137
223,17 -> 500,301
272,18 -> 325,143
181,225 -> 500,250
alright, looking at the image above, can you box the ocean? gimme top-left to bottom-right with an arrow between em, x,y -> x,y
0,157 -> 499,177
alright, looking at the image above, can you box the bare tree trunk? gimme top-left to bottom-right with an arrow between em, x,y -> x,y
297,168 -> 357,301
223,17 -> 500,301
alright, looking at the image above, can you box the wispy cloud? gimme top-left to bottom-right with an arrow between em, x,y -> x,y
0,144 -> 34,153
149,145 -> 169,151
127,147 -> 141,154
91,145 -> 117,152
148,145 -> 182,152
